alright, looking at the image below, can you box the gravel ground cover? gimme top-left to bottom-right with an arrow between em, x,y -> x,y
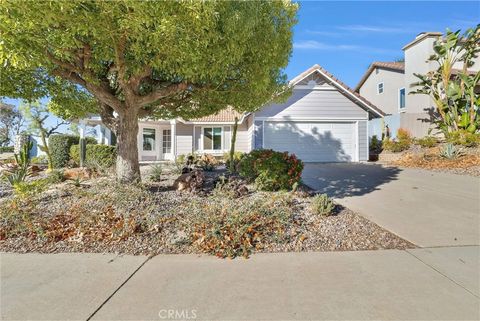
385,145 -> 480,177
0,164 -> 415,257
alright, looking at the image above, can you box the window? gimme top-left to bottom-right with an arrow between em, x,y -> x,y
162,129 -> 171,154
377,82 -> 384,94
203,127 -> 222,150
399,88 -> 406,109
142,128 -> 156,151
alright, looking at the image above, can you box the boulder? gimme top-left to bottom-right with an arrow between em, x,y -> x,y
173,169 -> 205,192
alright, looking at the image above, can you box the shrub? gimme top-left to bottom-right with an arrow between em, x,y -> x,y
369,135 -> 382,153
13,179 -> 49,198
382,137 -> 410,153
149,163 -> 163,181
416,136 -> 438,148
31,155 -> 48,164
190,193 -> 293,258
223,151 -> 244,170
238,149 -> 303,191
70,144 -> 116,168
446,130 -> 480,147
49,135 -> 79,168
197,154 -> 218,171
439,143 -> 465,159
397,128 -> 412,142
0,146 -> 14,153
47,169 -> 65,184
310,194 -> 335,216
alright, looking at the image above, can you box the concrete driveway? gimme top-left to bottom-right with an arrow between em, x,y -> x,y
302,163 -> 480,247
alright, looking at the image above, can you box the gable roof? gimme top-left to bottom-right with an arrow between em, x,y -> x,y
290,64 -> 385,117
354,61 -> 405,93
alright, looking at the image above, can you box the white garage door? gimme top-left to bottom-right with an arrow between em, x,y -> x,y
263,121 -> 357,162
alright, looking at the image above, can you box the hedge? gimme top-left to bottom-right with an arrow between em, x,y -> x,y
0,146 -> 14,153
49,135 -> 97,168
49,135 -> 79,168
70,144 -> 116,168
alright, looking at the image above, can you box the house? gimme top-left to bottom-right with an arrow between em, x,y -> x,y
355,32 -> 480,138
86,64 -> 383,163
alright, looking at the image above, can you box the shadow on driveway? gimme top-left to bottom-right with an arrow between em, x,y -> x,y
302,163 -> 402,198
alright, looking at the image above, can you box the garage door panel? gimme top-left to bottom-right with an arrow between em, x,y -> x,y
264,121 -> 356,162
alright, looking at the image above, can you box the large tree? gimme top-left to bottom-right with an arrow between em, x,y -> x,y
0,1 -> 297,182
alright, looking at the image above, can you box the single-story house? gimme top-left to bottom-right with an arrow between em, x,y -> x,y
86,64 -> 384,163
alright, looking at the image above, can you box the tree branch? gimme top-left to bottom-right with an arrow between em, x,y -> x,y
99,103 -> 118,135
137,82 -> 189,108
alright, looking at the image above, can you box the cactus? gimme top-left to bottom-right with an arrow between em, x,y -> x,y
439,143 -> 465,159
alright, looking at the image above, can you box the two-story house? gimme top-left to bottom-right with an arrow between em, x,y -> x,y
356,32 -> 480,138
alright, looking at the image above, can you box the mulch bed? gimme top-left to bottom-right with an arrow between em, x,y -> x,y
0,165 -> 415,257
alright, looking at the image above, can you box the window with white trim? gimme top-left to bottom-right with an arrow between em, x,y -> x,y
142,128 -> 156,151
203,127 -> 222,151
162,129 -> 171,153
399,88 -> 406,109
377,82 -> 384,94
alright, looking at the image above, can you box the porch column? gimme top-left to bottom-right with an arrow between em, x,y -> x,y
170,120 -> 176,160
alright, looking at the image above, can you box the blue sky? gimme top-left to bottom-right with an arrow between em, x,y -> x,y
286,0 -> 479,86
3,0 -> 479,133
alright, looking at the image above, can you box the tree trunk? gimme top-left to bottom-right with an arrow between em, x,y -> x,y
229,116 -> 239,173
116,110 -> 141,182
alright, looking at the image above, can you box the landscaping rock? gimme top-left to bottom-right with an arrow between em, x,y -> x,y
173,169 -> 205,192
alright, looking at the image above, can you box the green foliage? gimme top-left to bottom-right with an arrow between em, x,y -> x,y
382,129 -> 412,153
439,143 -> 465,159
223,151 -> 244,169
0,103 -> 24,147
0,1 -> 297,121
3,140 -> 32,186
47,169 -> 65,184
49,134 -> 79,168
0,146 -> 14,153
238,149 -> 304,191
70,144 -> 116,169
310,194 -> 335,216
396,128 -> 412,142
13,179 -> 49,198
416,136 -> 438,148
446,130 -> 480,147
31,155 -> 48,164
149,164 -> 163,182
369,135 -> 382,152
68,176 -> 83,188
411,26 -> 480,135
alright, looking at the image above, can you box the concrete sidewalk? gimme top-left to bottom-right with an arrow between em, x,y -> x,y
2,247 -> 479,320
302,163 -> 480,247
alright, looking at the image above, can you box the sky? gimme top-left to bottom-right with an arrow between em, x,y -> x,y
286,1 -> 479,87
2,0 -> 479,133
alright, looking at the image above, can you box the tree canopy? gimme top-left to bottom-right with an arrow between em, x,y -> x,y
0,1 -> 298,181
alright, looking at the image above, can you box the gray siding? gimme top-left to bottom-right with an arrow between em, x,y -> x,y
176,123 -> 193,156
358,120 -> 368,161
255,89 -> 369,119
234,122 -> 250,153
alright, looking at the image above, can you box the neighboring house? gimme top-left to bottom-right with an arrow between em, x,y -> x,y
355,32 -> 480,138
86,64 -> 383,163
